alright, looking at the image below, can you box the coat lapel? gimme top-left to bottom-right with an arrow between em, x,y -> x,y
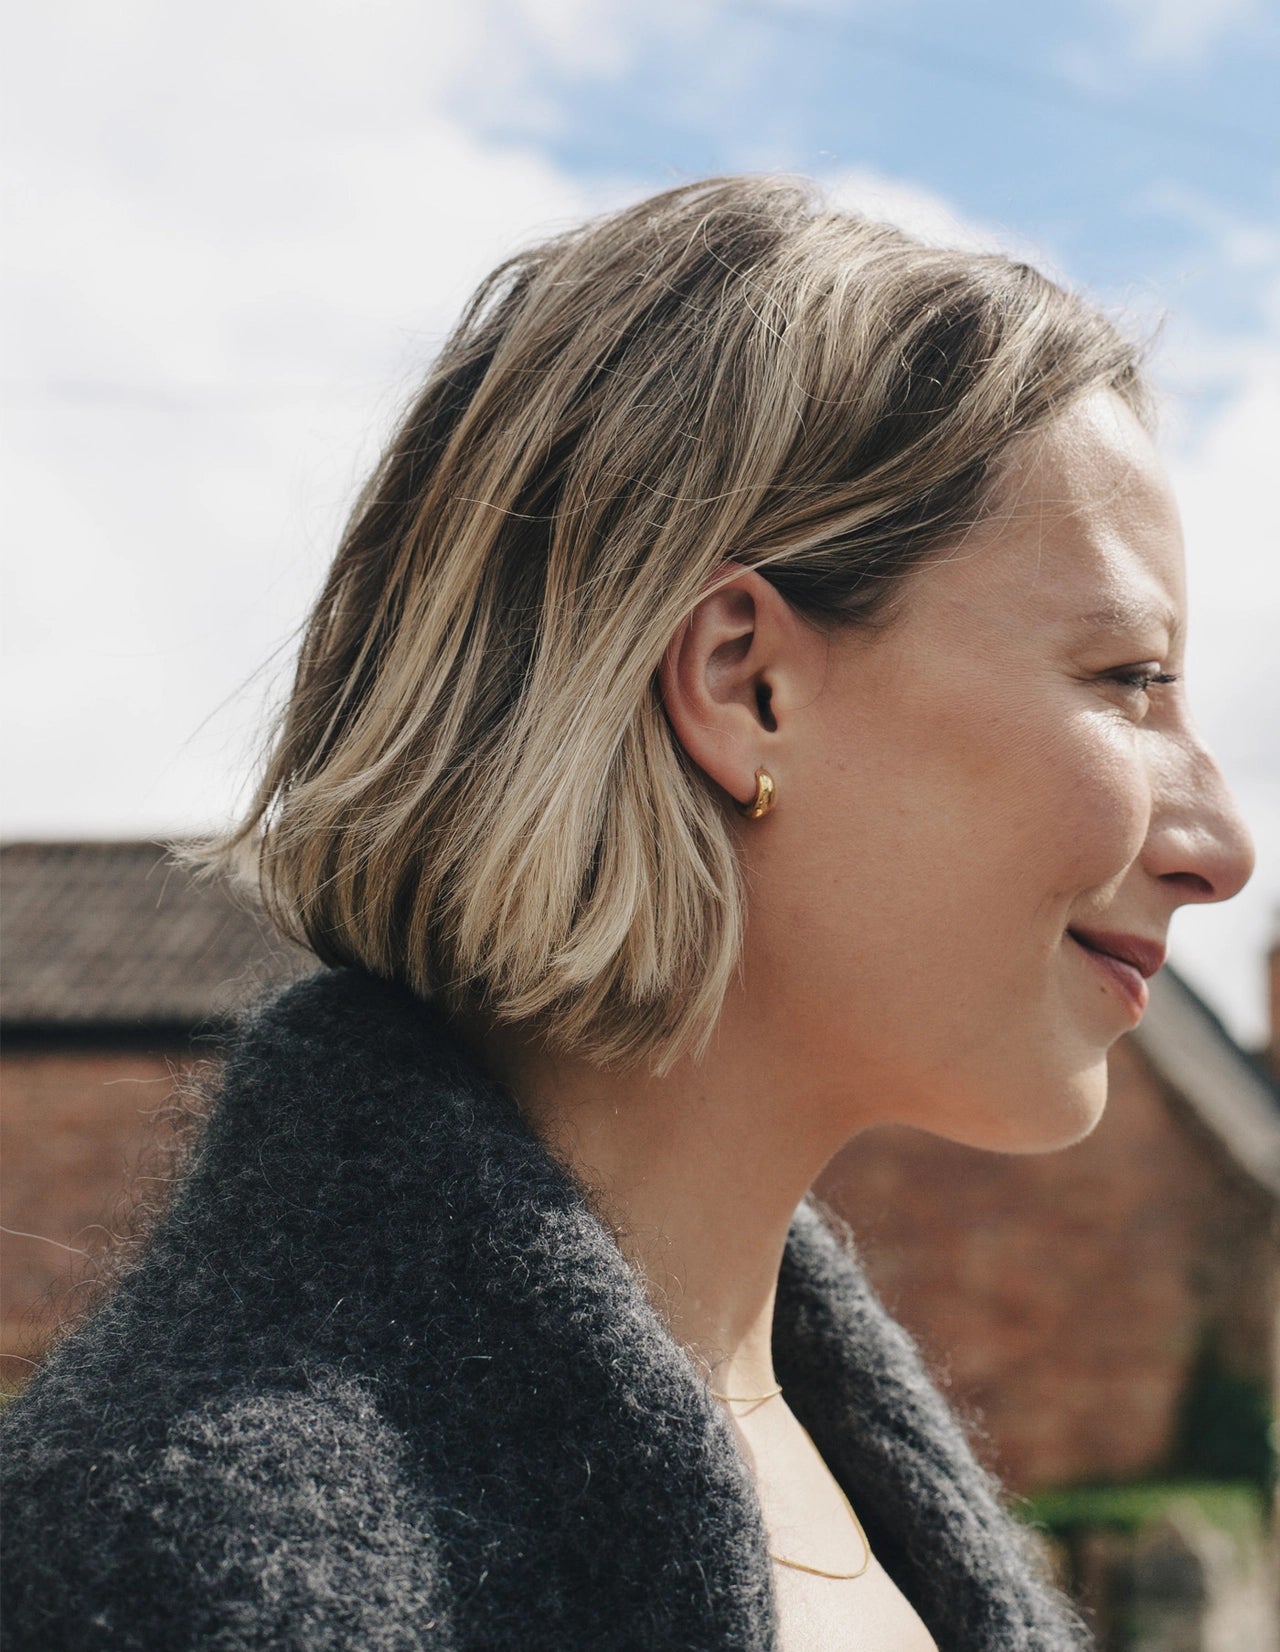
203,966 -> 780,1649
194,966 -> 1085,1651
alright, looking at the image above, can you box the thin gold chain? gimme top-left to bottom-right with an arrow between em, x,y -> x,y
711,1388 -> 873,1580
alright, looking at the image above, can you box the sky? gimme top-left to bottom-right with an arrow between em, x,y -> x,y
3,0 -> 1278,1045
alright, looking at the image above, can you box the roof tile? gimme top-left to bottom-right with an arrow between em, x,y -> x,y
1,841 -> 316,1028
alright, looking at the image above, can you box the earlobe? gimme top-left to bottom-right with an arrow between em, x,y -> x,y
658,566 -> 790,811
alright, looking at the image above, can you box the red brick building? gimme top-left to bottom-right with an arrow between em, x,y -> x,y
1,841 -> 314,1390
3,840 -> 1278,1503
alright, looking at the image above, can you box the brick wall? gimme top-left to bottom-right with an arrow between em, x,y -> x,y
816,1034 -> 1279,1495
0,1045 -> 203,1390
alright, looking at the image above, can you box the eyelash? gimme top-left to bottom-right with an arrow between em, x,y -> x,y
1109,668 -> 1180,695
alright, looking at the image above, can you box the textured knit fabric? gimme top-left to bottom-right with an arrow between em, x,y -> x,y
1,966 -> 1094,1650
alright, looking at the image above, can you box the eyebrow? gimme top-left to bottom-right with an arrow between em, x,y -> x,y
1074,599 -> 1183,645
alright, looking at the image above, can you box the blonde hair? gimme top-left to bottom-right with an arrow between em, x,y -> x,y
193,175 -> 1148,1072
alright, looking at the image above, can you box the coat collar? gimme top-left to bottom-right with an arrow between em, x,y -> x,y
189,965 -> 1088,1651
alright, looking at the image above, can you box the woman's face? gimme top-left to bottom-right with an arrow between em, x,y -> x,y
749,389 -> 1255,1153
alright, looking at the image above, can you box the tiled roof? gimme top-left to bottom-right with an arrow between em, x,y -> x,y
1,840 -> 317,1030
1135,968 -> 1280,1200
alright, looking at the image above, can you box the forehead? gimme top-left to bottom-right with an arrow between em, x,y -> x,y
917,390 -> 1186,647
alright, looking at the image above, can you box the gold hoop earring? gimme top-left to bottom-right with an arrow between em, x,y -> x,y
736,769 -> 776,820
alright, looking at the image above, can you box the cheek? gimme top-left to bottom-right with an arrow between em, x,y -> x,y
1019,715 -> 1151,895
831,684 -> 1150,891
867,662 -> 1153,893
768,684 -> 1154,1018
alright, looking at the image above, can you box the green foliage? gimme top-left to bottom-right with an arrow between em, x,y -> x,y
1166,1325 -> 1276,1497
1016,1478 -> 1267,1547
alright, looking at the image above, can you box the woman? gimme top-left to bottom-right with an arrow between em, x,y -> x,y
0,176 -> 1253,1651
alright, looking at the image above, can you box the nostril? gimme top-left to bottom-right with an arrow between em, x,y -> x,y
1160,870 -> 1215,900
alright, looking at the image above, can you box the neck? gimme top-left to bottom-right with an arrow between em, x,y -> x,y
457,983 -> 863,1394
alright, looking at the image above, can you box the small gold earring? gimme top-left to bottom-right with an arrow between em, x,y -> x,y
736,769 -> 776,819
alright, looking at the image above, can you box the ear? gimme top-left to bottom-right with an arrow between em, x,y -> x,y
658,564 -> 823,813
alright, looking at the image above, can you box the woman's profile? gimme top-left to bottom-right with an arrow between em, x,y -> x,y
0,176 -> 1254,1652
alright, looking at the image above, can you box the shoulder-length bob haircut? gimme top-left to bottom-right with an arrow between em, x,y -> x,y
194,175 -> 1149,1073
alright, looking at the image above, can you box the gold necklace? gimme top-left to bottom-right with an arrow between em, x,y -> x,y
710,1386 -> 873,1580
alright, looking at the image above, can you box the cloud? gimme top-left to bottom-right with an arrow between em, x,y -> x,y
1,0 -> 628,835
822,166 -> 1059,268
1101,0 -> 1263,64
1,4 -> 637,393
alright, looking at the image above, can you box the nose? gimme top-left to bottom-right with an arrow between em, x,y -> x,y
1142,731 -> 1256,906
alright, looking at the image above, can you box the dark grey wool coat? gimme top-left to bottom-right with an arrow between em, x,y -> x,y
1,966 -> 1094,1650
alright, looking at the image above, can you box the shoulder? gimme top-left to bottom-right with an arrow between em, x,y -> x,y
1,1366 -> 455,1651
0,969 -> 503,1651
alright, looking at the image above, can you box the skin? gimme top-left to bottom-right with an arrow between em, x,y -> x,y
468,389 -> 1255,1649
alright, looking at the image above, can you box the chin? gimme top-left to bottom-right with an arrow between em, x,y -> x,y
930,1059 -> 1110,1157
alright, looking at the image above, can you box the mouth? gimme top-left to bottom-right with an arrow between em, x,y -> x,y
1066,927 -> 1166,1020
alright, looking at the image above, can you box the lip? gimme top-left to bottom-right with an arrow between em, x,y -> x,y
1066,928 -> 1166,1019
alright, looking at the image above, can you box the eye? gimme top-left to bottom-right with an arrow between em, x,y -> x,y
1107,666 -> 1180,697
